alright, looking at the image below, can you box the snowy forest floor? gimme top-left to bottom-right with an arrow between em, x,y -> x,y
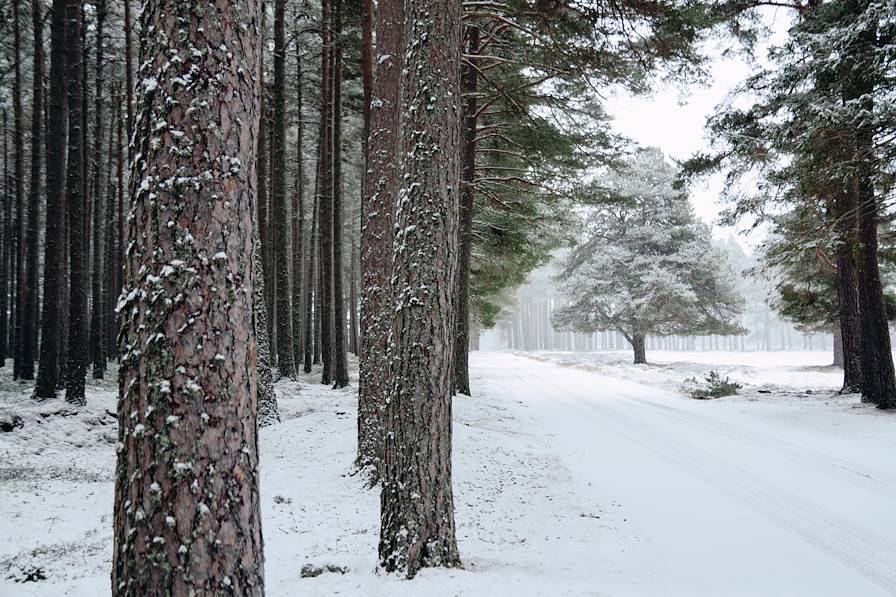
2,351 -> 896,596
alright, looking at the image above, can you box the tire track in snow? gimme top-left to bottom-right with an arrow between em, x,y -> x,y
617,393 -> 896,500
529,373 -> 896,596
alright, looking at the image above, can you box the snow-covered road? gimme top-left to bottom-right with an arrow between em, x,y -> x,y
475,352 -> 896,597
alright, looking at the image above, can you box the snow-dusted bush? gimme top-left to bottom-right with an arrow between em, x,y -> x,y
682,371 -> 742,400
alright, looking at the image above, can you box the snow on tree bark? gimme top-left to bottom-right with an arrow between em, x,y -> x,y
378,0 -> 463,578
111,0 -> 265,592
358,0 -> 403,479
255,240 -> 280,428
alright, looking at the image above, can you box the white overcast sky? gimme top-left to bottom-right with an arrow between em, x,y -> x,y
604,8 -> 795,251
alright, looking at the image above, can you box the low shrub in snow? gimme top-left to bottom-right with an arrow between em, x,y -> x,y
682,371 -> 742,400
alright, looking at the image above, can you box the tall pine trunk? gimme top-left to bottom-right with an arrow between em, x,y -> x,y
21,0 -> 44,380
330,0 -> 349,388
358,0 -> 401,477
0,110 -> 8,367
379,0 -> 463,577
111,0 -> 265,590
12,0 -> 25,380
843,3 -> 896,409
89,0 -> 108,379
291,37 -> 305,370
319,0 -> 334,385
835,208 -> 863,392
453,24 -> 478,396
63,0 -> 88,405
272,0 -> 295,377
35,0 -> 68,398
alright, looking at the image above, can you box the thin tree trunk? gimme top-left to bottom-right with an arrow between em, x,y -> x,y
112,0 -> 265,590
0,110 -> 8,367
63,0 -> 87,405
20,0 -> 44,380
319,0 -> 334,384
89,0 -> 107,379
330,0 -> 349,388
358,0 -> 401,477
379,0 -> 463,576
102,86 -> 118,360
272,0 -> 295,377
292,35 -> 305,371
35,0 -> 67,398
349,230 -> 358,355
453,24 -> 478,396
12,0 -> 25,380
123,0 -> 134,137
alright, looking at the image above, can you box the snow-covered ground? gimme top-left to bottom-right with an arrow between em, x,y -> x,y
2,351 -> 895,596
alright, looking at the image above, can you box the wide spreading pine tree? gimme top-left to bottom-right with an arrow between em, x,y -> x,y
555,148 -> 744,364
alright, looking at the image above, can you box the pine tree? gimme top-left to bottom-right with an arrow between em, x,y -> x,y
379,0 -> 463,577
272,0 -> 295,377
555,149 -> 744,364
357,0 -> 403,478
111,0 -> 265,591
88,0 -> 108,379
329,0 -> 349,388
34,0 -> 68,399
12,0 -> 25,380
291,31 -> 305,371
0,110 -> 8,368
21,0 -> 44,381
63,0 -> 88,405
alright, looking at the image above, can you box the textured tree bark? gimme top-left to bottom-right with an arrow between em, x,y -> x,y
272,0 -> 295,377
358,0 -> 402,478
833,326 -> 844,368
63,0 -> 87,405
631,334 -> 647,364
111,0 -> 265,592
0,110 -> 9,367
454,24 -> 479,397
319,0 -> 335,385
291,36 -> 305,371
102,87 -> 119,361
12,0 -> 25,381
330,0 -> 350,388
89,0 -> 108,379
836,229 -> 863,392
255,240 -> 280,428
35,0 -> 67,398
349,232 -> 359,355
304,138 -> 319,373
20,0 -> 44,381
379,0 -> 463,577
123,0 -> 134,137
842,6 -> 896,408
114,93 -> 125,355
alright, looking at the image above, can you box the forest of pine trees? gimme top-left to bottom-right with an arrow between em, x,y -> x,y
0,0 -> 895,593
